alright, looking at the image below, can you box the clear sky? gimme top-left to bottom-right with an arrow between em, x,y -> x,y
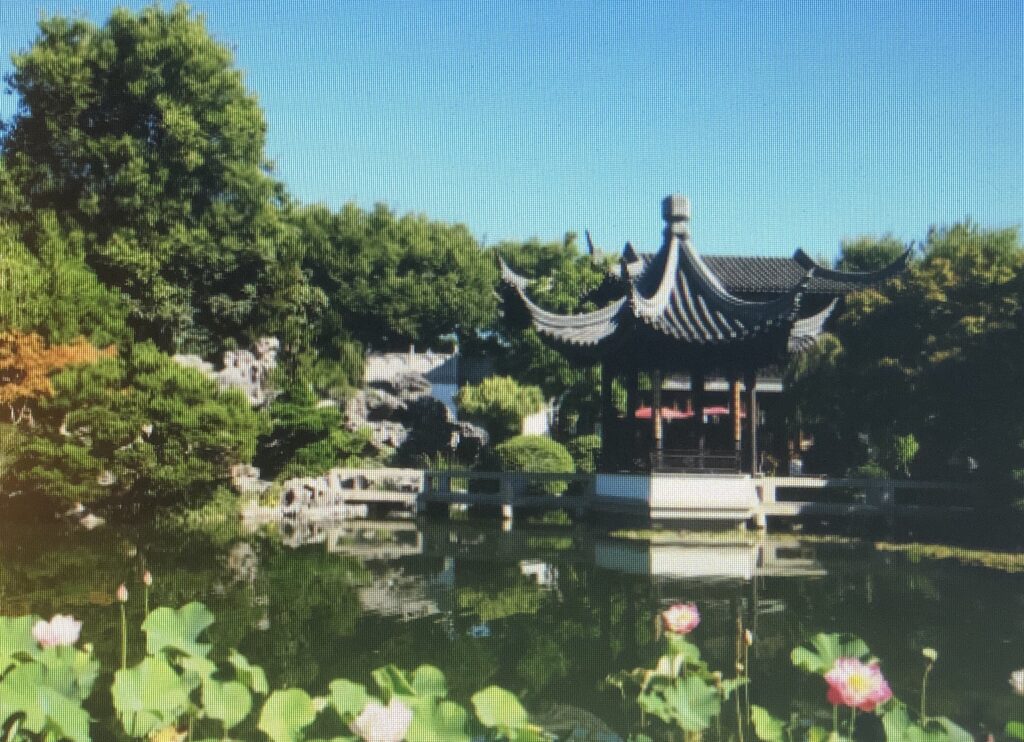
1,1 -> 1022,258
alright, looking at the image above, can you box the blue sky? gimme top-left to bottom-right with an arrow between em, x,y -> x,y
1,1 -> 1022,259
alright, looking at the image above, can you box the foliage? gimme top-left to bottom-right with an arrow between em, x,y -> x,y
1,592 -> 1017,742
457,376 -> 545,443
297,202 -> 498,351
565,434 -> 602,474
14,342 -> 267,504
786,224 -> 1024,493
482,234 -> 613,433
0,331 -> 110,425
2,4 -> 316,352
836,235 -> 908,272
490,435 -> 574,496
0,217 -> 129,346
0,597 -> 547,742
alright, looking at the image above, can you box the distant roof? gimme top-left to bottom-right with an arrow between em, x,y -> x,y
638,250 -> 907,296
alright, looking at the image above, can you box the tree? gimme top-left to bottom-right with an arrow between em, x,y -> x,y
15,342 -> 267,504
298,202 -> 498,351
2,4 -> 314,351
787,225 -> 1024,493
479,235 -> 613,435
0,330 -> 110,425
0,215 -> 129,346
836,236 -> 908,272
457,376 -> 545,444
256,378 -> 360,479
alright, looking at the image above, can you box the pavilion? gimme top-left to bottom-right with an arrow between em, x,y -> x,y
500,195 -> 908,474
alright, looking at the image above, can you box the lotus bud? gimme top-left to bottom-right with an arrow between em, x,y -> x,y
116,583 -> 128,603
1011,669 -> 1024,696
143,570 -> 153,587
744,629 -> 754,646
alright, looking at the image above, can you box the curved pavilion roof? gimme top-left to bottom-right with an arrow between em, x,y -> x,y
500,196 -> 909,374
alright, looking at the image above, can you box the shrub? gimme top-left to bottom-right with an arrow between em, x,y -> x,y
565,434 -> 602,474
491,435 -> 574,495
457,376 -> 545,443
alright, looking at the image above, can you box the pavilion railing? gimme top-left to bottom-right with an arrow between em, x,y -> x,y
650,448 -> 742,474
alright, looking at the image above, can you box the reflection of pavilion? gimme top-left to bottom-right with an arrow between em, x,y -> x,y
593,535 -> 825,580
501,195 -> 907,473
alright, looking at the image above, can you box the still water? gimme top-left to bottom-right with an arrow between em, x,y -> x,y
1,516 -> 1022,738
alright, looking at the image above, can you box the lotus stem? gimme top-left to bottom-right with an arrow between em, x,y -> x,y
921,662 -> 933,723
119,602 -> 127,670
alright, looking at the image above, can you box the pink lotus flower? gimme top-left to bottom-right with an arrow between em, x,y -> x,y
349,698 -> 413,742
661,603 -> 700,635
116,583 -> 128,603
143,570 -> 153,587
824,657 -> 893,711
32,614 -> 82,648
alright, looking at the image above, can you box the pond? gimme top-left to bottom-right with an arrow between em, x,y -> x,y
1,515 -> 1022,739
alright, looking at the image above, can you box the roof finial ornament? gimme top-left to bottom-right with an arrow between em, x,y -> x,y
662,194 -> 691,239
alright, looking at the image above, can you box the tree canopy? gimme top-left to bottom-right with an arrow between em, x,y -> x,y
297,202 -> 498,352
2,4 -> 312,352
787,224 -> 1024,495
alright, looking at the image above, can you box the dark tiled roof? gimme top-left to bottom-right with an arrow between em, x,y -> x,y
667,255 -> 862,295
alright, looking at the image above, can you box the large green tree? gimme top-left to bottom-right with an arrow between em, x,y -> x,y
2,4 -> 312,352
787,223 -> 1024,495
298,202 -> 498,352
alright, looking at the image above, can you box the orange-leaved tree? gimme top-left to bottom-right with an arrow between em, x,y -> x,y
0,330 -> 112,425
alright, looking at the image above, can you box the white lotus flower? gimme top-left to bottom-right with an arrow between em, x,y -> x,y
349,698 -> 413,742
32,614 -> 82,648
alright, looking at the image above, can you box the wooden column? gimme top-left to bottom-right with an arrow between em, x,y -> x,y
652,369 -> 664,466
692,370 -> 706,453
600,361 -> 615,471
730,377 -> 742,463
626,368 -> 639,469
744,371 -> 759,475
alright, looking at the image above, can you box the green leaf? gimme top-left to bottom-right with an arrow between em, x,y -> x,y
791,632 -> 871,674
1007,722 -> 1024,741
0,616 -> 40,670
751,705 -> 787,742
882,706 -> 973,742
203,678 -> 252,730
228,649 -> 269,694
258,688 -> 317,742
0,662 -> 93,742
660,674 -> 721,732
719,676 -> 749,699
36,646 -> 100,702
406,699 -> 470,742
372,664 -> 416,700
143,602 -> 215,658
179,654 -> 217,691
472,686 -> 529,730
664,634 -> 702,664
328,678 -> 368,720
111,658 -> 191,738
411,664 -> 448,700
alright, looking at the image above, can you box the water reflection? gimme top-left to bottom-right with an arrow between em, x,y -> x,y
1,517 -> 1021,737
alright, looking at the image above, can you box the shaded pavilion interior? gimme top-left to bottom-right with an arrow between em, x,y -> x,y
500,195 -> 909,474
